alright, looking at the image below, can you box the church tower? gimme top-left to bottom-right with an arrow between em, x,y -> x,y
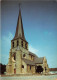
11,7 -> 28,51
6,6 -> 28,74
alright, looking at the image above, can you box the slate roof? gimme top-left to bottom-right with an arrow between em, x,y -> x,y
34,56 -> 44,64
22,51 -> 44,65
22,58 -> 35,66
29,51 -> 36,56
29,51 -> 44,64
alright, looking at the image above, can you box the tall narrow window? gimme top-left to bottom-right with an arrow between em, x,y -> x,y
23,54 -> 25,57
13,42 -> 14,48
30,66 -> 31,70
25,43 -> 27,49
17,40 -> 19,46
13,53 -> 16,60
14,54 -> 16,60
21,41 -> 23,47
45,67 -> 46,71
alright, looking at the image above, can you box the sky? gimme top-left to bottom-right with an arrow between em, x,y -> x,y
1,1 -> 57,68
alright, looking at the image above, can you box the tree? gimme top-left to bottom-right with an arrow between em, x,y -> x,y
36,66 -> 43,73
0,63 -> 6,74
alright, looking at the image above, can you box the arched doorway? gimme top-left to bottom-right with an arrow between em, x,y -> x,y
36,65 -> 43,73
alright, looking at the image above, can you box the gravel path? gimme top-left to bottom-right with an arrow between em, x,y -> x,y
0,75 -> 57,80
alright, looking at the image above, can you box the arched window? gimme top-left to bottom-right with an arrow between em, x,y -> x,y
22,65 -> 24,68
45,67 -> 47,71
21,40 -> 23,47
17,40 -> 19,46
14,54 -> 16,60
13,42 -> 14,48
25,43 -> 27,49
13,53 -> 16,61
23,54 -> 25,57
30,66 -> 31,70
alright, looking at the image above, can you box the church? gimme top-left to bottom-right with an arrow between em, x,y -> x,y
6,7 -> 49,75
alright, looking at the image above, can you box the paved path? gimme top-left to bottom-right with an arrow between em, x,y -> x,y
0,75 -> 57,80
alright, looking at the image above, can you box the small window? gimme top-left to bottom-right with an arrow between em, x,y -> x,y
21,41 -> 23,47
22,65 -> 24,68
13,42 -> 14,48
17,40 -> 19,46
30,66 -> 31,70
23,54 -> 25,57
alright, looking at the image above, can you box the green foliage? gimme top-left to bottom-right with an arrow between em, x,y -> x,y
36,66 -> 43,73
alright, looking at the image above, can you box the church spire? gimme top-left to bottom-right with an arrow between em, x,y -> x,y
13,5 -> 25,40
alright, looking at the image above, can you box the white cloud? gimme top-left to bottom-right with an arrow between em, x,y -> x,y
1,32 -> 14,64
3,32 -> 14,44
29,44 -> 39,54
8,32 -> 14,40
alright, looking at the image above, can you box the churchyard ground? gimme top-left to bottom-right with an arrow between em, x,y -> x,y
0,74 -> 57,80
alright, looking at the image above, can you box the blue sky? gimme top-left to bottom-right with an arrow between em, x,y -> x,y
1,1 -> 57,68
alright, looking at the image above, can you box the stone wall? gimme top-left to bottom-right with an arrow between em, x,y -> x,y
11,38 -> 28,50
6,64 -> 12,74
16,50 -> 22,74
43,57 -> 49,73
22,60 -> 27,74
27,65 -> 35,73
28,55 -> 34,61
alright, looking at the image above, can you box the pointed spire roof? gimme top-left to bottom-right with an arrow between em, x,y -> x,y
13,7 -> 26,41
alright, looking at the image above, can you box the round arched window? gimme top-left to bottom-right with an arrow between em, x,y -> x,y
23,54 -> 25,57
12,42 -> 14,48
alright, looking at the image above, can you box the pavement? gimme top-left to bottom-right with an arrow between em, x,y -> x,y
0,74 -> 57,80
